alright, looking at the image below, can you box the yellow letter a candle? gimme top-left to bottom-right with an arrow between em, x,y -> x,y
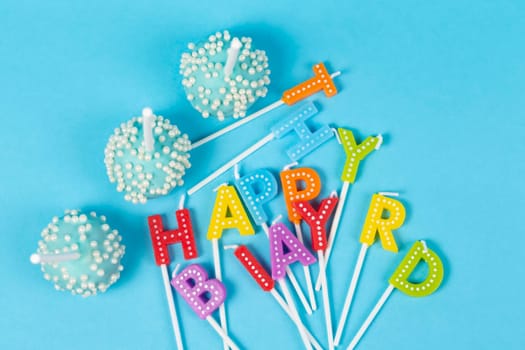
206,184 -> 255,349
207,185 -> 255,240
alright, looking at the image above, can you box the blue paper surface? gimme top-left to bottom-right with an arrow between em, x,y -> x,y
1,0 -> 524,349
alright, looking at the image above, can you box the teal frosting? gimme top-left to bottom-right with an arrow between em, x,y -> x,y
36,210 -> 125,297
180,30 -> 271,121
104,114 -> 191,204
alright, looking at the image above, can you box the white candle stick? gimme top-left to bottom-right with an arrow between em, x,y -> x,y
315,181 -> 350,291
278,279 -> 313,350
206,316 -> 240,350
190,71 -> 341,150
212,238 -> 230,350
317,252 -> 335,350
294,223 -> 317,311
30,252 -> 80,264
142,107 -> 155,152
187,133 -> 275,195
334,243 -> 369,346
224,37 -> 242,77
270,289 -> 323,350
191,101 -> 284,150
346,284 -> 395,350
262,223 -> 312,315
161,264 -> 184,350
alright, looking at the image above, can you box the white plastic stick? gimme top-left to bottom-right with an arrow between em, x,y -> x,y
294,223 -> 317,311
212,239 -> 229,350
315,181 -> 350,291
187,133 -> 275,195
142,107 -> 155,152
190,71 -> 341,150
346,284 -> 395,350
224,37 -> 242,77
278,280 -> 312,350
270,289 -> 323,350
318,252 -> 334,350
334,244 -> 369,346
30,252 -> 80,264
261,223 -> 312,315
206,316 -> 240,350
160,264 -> 184,350
191,100 -> 284,150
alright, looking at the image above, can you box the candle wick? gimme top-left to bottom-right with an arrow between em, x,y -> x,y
331,127 -> 342,144
171,264 -> 181,279
178,194 -> 186,210
271,214 -> 283,225
375,134 -> 384,150
420,240 -> 428,253
213,183 -> 228,192
378,192 -> 400,197
233,164 -> 241,180
282,161 -> 298,171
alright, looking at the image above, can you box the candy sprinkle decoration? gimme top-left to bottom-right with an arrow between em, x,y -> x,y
30,210 -> 125,297
180,30 -> 271,121
104,108 -> 191,204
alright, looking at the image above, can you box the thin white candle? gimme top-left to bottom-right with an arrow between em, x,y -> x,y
278,279 -> 313,350
346,285 -> 395,350
30,252 -> 80,264
206,316 -> 240,350
142,107 -> 155,152
224,37 -> 242,77
212,238 -> 230,350
294,222 -> 317,311
262,222 -> 312,315
161,264 -> 184,350
334,244 -> 369,346
318,252 -> 335,350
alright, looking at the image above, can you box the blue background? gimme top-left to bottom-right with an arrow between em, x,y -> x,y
1,0 -> 524,349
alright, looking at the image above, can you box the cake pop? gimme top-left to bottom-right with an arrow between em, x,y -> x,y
104,108 -> 191,204
180,30 -> 271,121
30,209 -> 125,297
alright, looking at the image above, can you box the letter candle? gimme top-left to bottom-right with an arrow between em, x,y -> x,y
294,194 -> 339,350
315,129 -> 383,291
147,195 -> 199,349
171,264 -> 241,350
190,62 -> 340,150
187,100 -> 334,195
334,193 -> 406,346
206,184 -> 256,349
233,166 -> 312,314
345,240 -> 445,349
226,244 -> 323,350
280,166 -> 323,311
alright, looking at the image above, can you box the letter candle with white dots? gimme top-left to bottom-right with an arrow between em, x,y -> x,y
232,165 -> 312,315
315,129 -> 383,291
171,264 -> 241,350
345,240 -> 444,350
334,192 -> 406,346
225,244 -> 323,350
206,183 -> 256,350
147,195 -> 199,350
